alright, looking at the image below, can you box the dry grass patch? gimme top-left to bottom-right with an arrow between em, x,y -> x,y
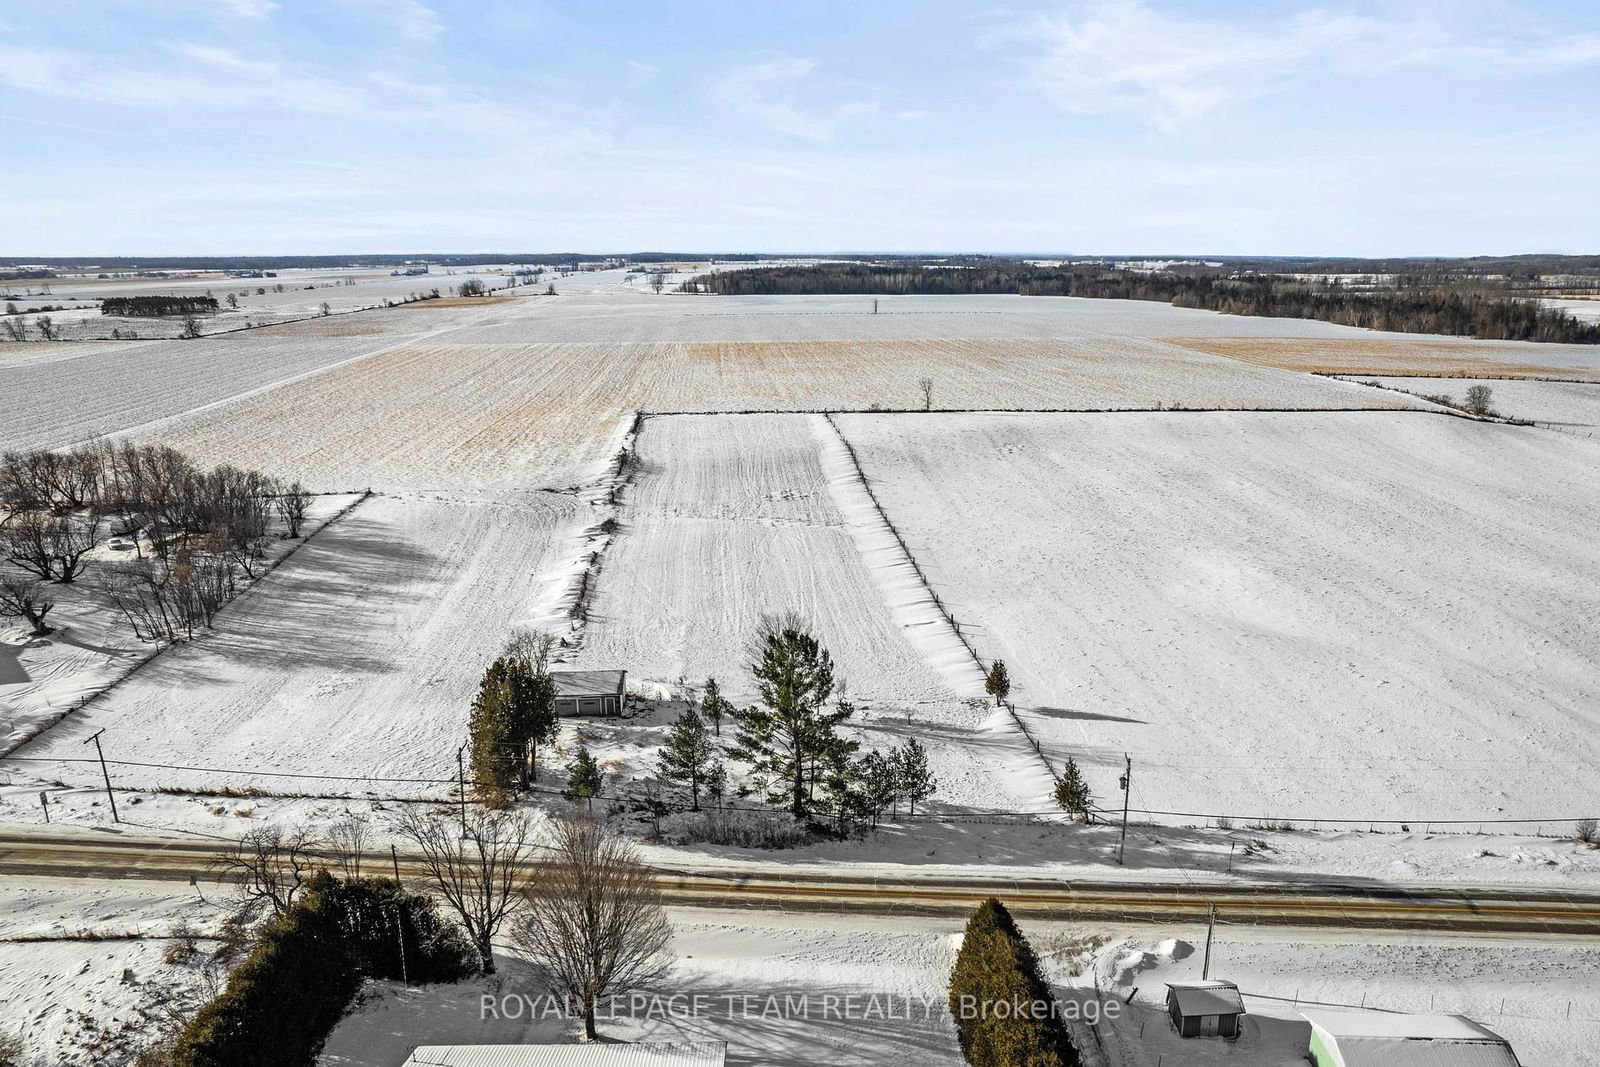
1167,336 -> 1600,379
407,295 -> 517,309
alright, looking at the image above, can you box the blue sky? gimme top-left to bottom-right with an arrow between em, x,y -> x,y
2,0 -> 1597,255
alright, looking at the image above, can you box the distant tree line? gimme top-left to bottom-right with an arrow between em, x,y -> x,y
683,263 -> 1600,344
102,294 -> 220,317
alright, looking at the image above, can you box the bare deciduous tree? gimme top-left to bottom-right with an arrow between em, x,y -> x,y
393,807 -> 536,975
327,813 -> 372,880
1,318 -> 26,341
2,511 -> 99,582
274,481 -> 313,538
512,814 -> 672,1040
918,376 -> 934,411
0,573 -> 54,635
210,825 -> 321,921
1464,383 -> 1494,416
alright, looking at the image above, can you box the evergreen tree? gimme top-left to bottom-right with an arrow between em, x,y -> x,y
501,634 -> 559,784
700,676 -> 731,736
732,618 -> 850,817
565,746 -> 603,810
705,761 -> 727,810
1054,757 -> 1093,821
893,738 -> 938,816
858,749 -> 897,827
821,738 -> 863,831
468,659 -> 519,804
658,705 -> 715,810
985,660 -> 1011,707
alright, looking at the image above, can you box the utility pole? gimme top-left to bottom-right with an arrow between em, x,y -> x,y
1117,754 -> 1131,865
83,729 -> 118,823
456,744 -> 468,837
391,843 -> 402,883
1202,905 -> 1216,980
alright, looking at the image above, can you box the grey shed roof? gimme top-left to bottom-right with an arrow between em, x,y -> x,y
550,670 -> 627,697
401,1044 -> 726,1067
1303,1011 -> 1520,1067
1166,980 -> 1245,1016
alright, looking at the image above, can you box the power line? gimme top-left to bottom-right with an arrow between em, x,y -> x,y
6,754 -> 1595,826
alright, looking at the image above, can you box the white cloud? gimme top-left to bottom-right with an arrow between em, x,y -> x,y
333,0 -> 442,43
1004,2 -> 1372,130
711,55 -> 876,140
1003,1 -> 1600,131
205,0 -> 278,19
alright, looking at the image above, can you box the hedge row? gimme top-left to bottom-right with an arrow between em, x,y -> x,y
948,899 -> 1081,1067
102,295 -> 219,317
151,874 -> 474,1067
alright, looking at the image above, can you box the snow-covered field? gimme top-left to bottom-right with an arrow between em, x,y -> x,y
1,493 -> 360,757
7,271 -> 1600,1065
2,265 -> 522,339
5,271 -> 1440,490
7,490 -> 587,792
570,412 -> 1054,812
836,410 -> 1600,824
1169,335 -> 1600,378
0,879 -> 231,1065
1349,376 -> 1600,432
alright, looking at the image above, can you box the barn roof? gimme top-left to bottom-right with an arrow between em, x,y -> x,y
550,670 -> 626,697
1166,980 -> 1245,1016
1302,1010 -> 1520,1067
400,1043 -> 726,1067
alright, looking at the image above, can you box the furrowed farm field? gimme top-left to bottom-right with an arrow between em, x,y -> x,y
834,410 -> 1600,824
1168,335 -> 1600,378
1352,376 -> 1600,432
8,490 -> 587,793
0,276 -> 1437,492
568,413 -> 1056,812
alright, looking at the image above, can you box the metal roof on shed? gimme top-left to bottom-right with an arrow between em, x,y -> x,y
1303,1011 -> 1520,1067
550,670 -> 626,697
1166,980 -> 1245,1016
401,1043 -> 726,1067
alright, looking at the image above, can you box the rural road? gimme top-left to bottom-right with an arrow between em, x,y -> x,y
4,827 -> 1600,936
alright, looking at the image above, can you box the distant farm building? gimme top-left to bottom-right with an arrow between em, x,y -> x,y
1166,979 -> 1245,1038
1302,1009 -> 1521,1066
399,1044 -> 726,1067
551,670 -> 626,716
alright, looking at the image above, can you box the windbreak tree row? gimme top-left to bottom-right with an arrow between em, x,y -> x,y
682,262 -> 1600,344
101,295 -> 220,317
0,442 -> 313,642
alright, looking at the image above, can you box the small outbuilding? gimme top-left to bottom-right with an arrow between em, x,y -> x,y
551,669 -> 626,717
1165,979 -> 1245,1038
399,1044 -> 725,1067
1302,1009 -> 1521,1066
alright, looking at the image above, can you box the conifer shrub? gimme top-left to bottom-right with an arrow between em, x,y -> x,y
947,898 -> 1081,1067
